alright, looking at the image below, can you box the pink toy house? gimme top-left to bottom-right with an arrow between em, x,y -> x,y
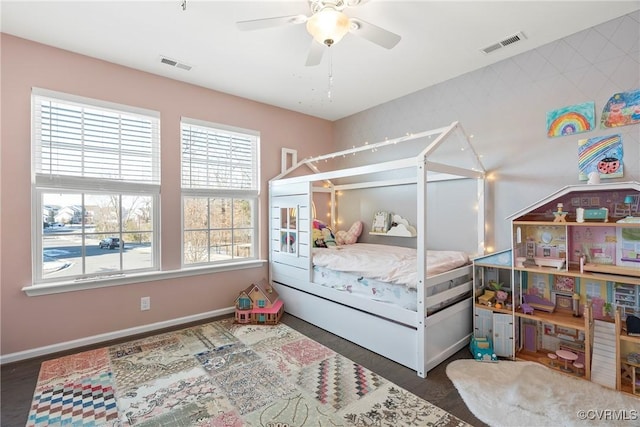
234,279 -> 284,325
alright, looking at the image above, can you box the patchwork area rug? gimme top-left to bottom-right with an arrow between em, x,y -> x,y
27,318 -> 469,426
446,359 -> 640,427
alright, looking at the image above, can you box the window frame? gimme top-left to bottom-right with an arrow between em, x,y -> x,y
23,90 -> 266,297
180,117 -> 260,268
31,88 -> 161,287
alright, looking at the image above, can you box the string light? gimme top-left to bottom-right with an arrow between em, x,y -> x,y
301,124 -> 482,170
304,129 -> 442,163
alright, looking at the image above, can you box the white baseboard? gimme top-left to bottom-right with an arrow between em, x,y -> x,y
0,307 -> 235,365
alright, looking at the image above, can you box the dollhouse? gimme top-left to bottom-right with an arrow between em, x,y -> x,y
474,182 -> 640,395
503,181 -> 640,394
234,279 -> 284,325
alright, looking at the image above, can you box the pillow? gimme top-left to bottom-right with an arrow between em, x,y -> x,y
312,219 -> 328,247
312,228 -> 325,247
322,227 -> 337,247
335,221 -> 363,245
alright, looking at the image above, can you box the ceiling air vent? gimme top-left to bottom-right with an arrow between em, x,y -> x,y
159,55 -> 192,71
480,31 -> 526,54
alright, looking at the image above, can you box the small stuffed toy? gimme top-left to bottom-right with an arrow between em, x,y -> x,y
322,227 -> 337,246
312,219 -> 327,247
313,219 -> 337,247
335,221 -> 363,245
313,228 -> 325,247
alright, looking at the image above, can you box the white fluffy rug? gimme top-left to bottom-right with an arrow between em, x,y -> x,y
446,359 -> 639,427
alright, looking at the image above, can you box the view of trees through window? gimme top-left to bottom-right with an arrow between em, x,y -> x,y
180,119 -> 258,267
183,197 -> 254,264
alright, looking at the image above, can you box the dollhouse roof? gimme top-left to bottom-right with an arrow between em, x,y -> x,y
506,181 -> 640,221
236,279 -> 280,305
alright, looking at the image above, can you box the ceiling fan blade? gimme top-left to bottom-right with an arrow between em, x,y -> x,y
348,18 -> 401,49
305,40 -> 325,66
237,14 -> 308,31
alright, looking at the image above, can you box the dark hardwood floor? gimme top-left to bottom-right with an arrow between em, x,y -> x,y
1,313 -> 485,427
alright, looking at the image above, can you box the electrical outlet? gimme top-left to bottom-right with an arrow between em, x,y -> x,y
140,296 -> 150,311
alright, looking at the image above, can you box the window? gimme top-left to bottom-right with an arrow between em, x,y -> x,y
238,297 -> 251,310
32,89 -> 160,285
257,299 -> 266,308
181,118 -> 259,266
585,281 -> 602,300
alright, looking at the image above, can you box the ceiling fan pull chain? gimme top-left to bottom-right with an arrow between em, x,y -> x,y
327,48 -> 333,101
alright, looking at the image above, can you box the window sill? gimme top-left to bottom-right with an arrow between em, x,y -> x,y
22,259 -> 267,296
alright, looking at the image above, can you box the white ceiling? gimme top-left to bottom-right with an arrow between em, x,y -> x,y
2,1 -> 639,121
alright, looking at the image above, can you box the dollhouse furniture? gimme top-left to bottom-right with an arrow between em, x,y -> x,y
553,203 -> 567,222
521,303 -> 534,315
548,352 -> 558,367
582,207 -> 609,222
556,349 -> 578,372
615,308 -> 640,396
269,121 -> 486,378
522,294 -> 555,313
614,194 -> 640,217
234,280 -> 284,325
508,181 -> 640,386
477,290 -> 496,306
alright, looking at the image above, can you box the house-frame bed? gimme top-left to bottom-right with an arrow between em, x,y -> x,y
269,121 -> 486,377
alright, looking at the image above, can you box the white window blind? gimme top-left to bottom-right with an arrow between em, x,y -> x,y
31,89 -> 161,288
33,92 -> 160,185
181,121 -> 258,191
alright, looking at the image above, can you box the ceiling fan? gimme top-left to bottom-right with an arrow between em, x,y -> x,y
236,0 -> 401,66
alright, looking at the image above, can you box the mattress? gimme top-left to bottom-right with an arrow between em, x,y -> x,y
311,243 -> 471,314
311,243 -> 469,290
313,265 -> 419,310
312,265 -> 471,314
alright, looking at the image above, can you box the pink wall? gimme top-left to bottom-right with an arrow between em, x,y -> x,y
0,34 -> 334,357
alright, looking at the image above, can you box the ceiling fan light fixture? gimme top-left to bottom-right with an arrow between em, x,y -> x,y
306,8 -> 350,47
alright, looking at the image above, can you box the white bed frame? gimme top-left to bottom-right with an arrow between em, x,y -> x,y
269,121 -> 486,377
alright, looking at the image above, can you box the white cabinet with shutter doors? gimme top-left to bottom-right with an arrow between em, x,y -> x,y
493,313 -> 514,357
473,249 -> 516,359
474,307 -> 493,339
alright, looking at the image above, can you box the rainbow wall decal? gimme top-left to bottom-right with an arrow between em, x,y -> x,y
578,134 -> 623,181
546,101 -> 595,138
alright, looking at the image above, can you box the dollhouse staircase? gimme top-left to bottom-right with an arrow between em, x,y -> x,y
590,319 -> 616,389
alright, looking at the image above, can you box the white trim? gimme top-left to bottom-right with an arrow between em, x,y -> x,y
32,87 -> 161,118
273,157 -> 417,186
281,148 -> 297,174
35,176 -> 161,194
302,126 -> 450,164
22,259 -> 266,296
0,307 -> 235,365
180,116 -> 260,138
